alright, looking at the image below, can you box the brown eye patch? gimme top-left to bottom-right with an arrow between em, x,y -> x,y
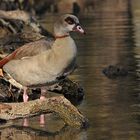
65,17 -> 75,25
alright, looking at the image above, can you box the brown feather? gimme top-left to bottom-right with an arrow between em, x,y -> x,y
0,39 -> 53,68
0,49 -> 19,68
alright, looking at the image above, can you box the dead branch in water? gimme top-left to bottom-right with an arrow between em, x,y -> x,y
0,96 -> 88,128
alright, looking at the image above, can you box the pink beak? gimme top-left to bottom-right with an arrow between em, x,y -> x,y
73,24 -> 86,34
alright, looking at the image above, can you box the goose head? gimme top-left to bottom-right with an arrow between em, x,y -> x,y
54,14 -> 85,37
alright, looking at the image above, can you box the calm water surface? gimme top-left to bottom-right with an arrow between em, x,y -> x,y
2,0 -> 140,140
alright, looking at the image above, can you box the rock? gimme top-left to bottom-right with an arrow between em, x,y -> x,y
102,65 -> 128,78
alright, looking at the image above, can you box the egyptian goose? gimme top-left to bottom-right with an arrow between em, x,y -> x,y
0,14 -> 85,102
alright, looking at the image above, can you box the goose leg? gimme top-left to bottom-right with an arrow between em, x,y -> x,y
39,87 -> 47,126
40,87 -> 47,100
23,118 -> 29,127
23,87 -> 28,102
23,87 -> 29,126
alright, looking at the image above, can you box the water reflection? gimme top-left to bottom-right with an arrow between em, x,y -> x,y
0,124 -> 87,140
76,0 -> 140,140
1,0 -> 140,140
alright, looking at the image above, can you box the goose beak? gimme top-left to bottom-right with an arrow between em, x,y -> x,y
73,24 -> 86,34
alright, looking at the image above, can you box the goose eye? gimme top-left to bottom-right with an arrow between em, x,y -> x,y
65,17 -> 75,25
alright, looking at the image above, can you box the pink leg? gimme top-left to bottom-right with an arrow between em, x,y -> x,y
23,87 -> 29,102
40,114 -> 45,126
40,87 -> 47,100
39,88 -> 47,126
23,118 -> 29,127
23,87 -> 29,126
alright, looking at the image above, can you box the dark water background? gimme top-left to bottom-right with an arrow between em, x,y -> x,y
1,0 -> 140,140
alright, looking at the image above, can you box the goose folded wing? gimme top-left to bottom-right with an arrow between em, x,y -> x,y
0,39 -> 54,68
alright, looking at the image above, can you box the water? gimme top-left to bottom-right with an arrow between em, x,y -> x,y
1,0 -> 140,140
